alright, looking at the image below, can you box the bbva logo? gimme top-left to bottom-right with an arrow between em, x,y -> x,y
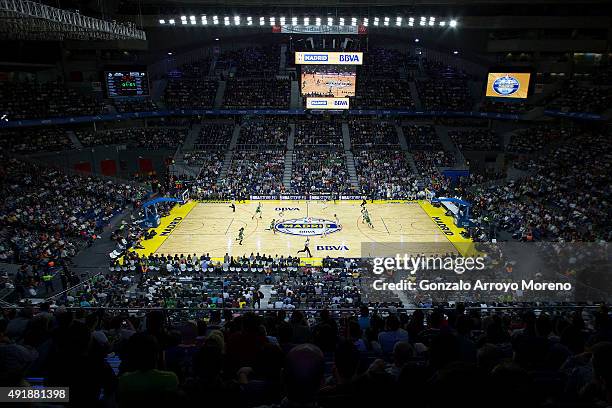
275,207 -> 299,211
334,100 -> 348,106
316,245 -> 349,250
339,54 -> 360,62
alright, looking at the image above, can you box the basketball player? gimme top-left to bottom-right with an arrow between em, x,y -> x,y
268,219 -> 276,234
252,202 -> 262,220
364,211 -> 374,229
361,198 -> 367,208
236,227 -> 245,245
229,201 -> 236,213
297,237 -> 312,258
334,213 -> 341,228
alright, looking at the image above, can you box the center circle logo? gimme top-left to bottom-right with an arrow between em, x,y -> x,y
492,75 -> 520,96
275,217 -> 342,236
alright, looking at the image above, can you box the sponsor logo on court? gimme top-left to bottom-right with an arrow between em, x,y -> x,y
492,75 -> 520,96
316,245 -> 349,251
275,207 -> 300,211
432,216 -> 454,236
275,217 -> 342,236
159,217 -> 183,236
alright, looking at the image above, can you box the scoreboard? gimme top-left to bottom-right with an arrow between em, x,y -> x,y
105,71 -> 149,98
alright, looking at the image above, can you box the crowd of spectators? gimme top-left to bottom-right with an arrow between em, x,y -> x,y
0,81 -> 102,120
291,149 -> 351,194
402,124 -> 442,150
353,79 -> 415,109
194,123 -> 234,149
506,125 -> 573,154
237,119 -> 289,148
221,150 -> 285,197
418,60 -> 473,111
480,99 -> 528,115
547,80 -> 612,114
0,128 -> 74,153
0,156 -> 147,265
360,47 -> 409,78
223,79 -> 290,109
453,130 -> 610,242
295,120 -> 343,146
114,98 -> 158,113
354,149 -> 419,199
449,128 -> 501,151
219,46 -> 280,77
77,127 -> 187,149
3,300 -> 612,407
164,79 -> 218,109
349,120 -> 399,147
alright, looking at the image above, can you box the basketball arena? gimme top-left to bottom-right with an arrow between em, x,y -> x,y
0,1 -> 611,406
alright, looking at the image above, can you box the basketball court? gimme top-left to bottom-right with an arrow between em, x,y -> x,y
134,200 -> 474,262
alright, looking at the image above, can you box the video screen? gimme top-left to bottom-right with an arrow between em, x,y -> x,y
485,72 -> 531,99
300,65 -> 356,98
105,71 -> 149,98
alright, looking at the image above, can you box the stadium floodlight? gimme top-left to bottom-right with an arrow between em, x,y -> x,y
292,17 -> 298,25
260,17 -> 265,25
363,17 -> 368,26
280,16 -> 286,25
181,15 -> 187,25
339,18 -> 344,26
384,17 -> 390,26
327,17 -> 333,26
190,15 -> 195,20
234,16 -> 240,25
315,17 -> 321,26
213,15 -> 219,25
224,16 -> 230,26
167,52 -> 172,55
453,50 -> 459,54
270,17 -> 276,26
373,17 -> 379,26
429,17 -> 435,26
351,17 -> 357,26
396,17 -> 402,26
159,19 -> 165,24
202,15 -> 207,25
169,19 -> 175,25
439,21 -> 446,26
415,38 -> 419,42
246,16 -> 252,26
304,17 -> 309,25
449,19 -> 457,27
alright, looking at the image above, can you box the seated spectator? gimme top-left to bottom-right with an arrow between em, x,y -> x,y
118,333 -> 179,407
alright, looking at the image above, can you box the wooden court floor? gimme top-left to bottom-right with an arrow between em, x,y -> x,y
151,200 -> 466,259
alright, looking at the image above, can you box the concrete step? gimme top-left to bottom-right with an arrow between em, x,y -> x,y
408,81 -> 423,110
66,130 -> 83,149
290,80 -> 301,109
214,80 -> 226,108
344,150 -> 359,189
341,122 -> 351,150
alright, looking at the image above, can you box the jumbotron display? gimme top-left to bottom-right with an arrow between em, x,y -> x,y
105,71 -> 150,98
485,72 -> 531,99
301,65 -> 356,98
